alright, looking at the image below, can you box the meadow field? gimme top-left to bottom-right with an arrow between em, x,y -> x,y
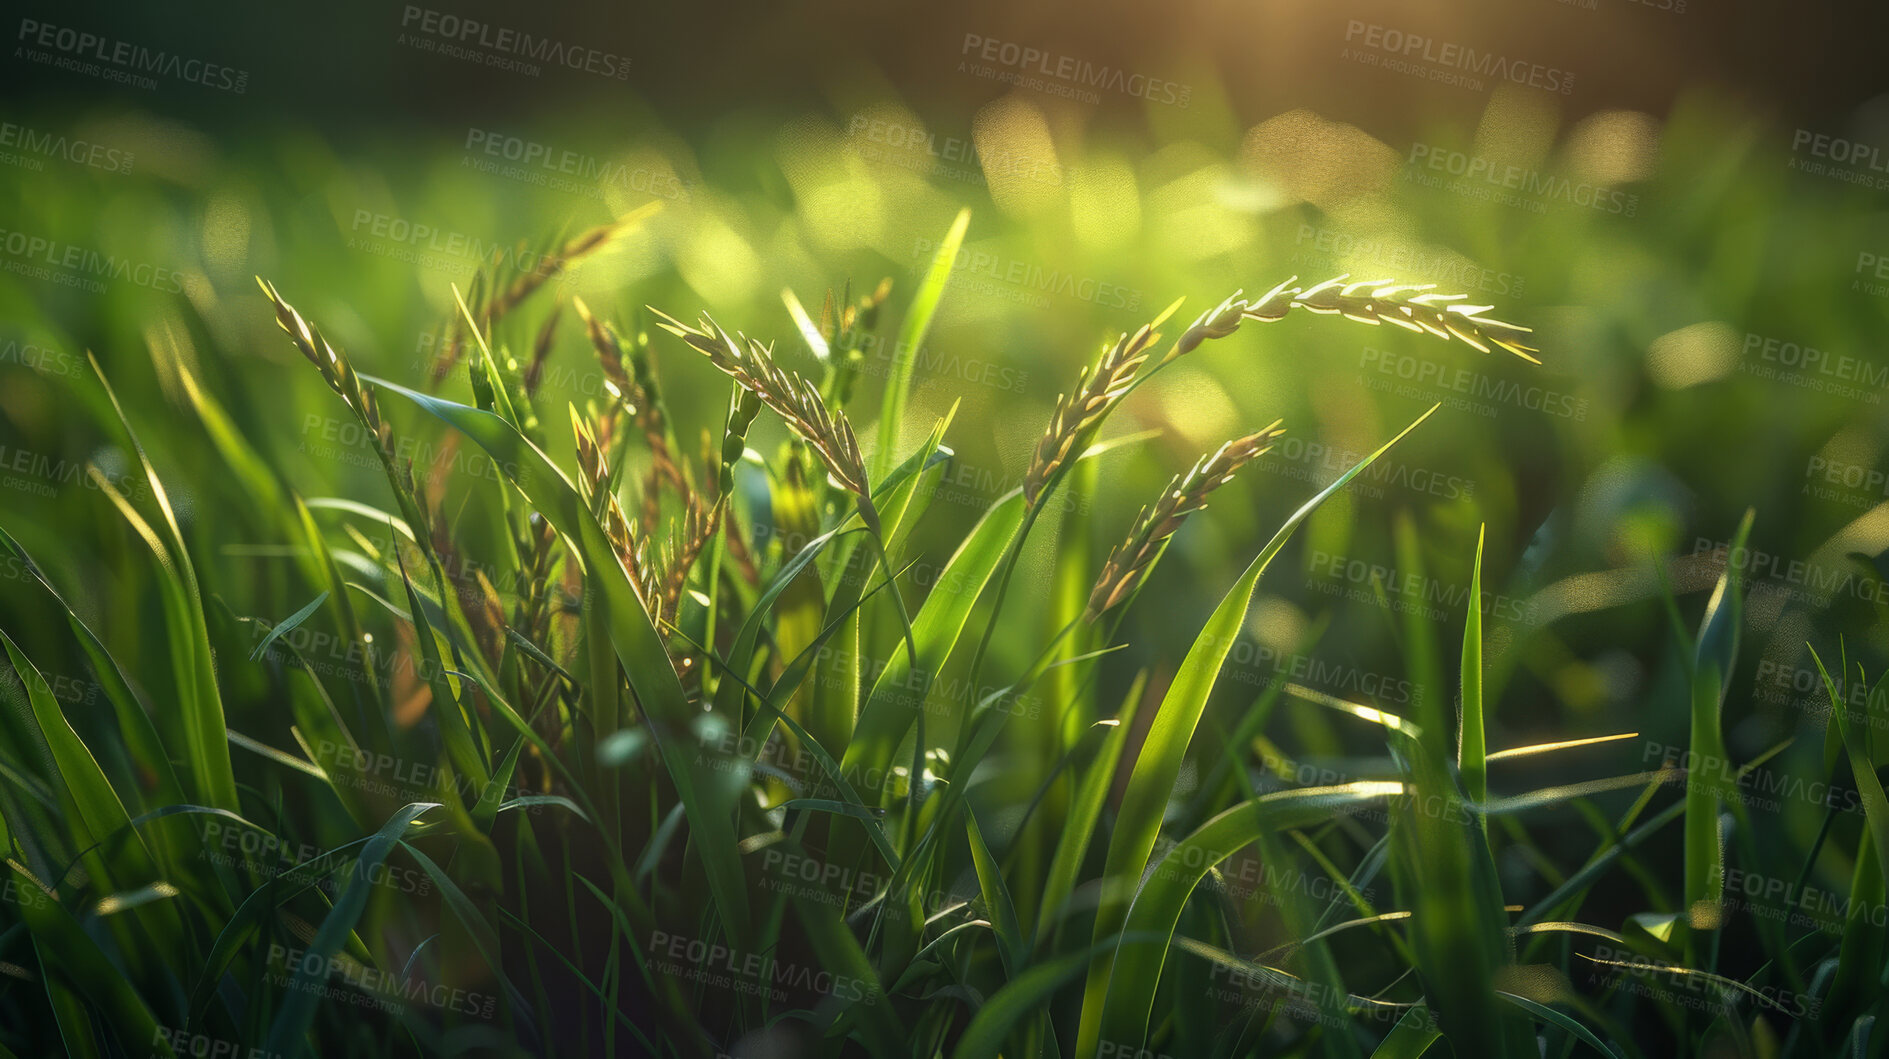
2,2 -> 1889,1056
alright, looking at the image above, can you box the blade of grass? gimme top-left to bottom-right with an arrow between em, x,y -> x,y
364,376 -> 754,948
1461,524 -> 1488,810
84,354 -> 238,813
1095,782 -> 1408,1051
263,801 -> 439,1055
1077,404 -> 1439,1057
875,207 -> 969,479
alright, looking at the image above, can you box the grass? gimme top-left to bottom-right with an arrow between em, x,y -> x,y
2,97 -> 1888,1059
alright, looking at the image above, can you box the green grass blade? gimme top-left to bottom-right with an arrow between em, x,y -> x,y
263,801 -> 439,1055
84,354 -> 238,812
364,375 -> 754,947
6,862 -> 176,1058
965,807 -> 1025,978
840,490 -> 1023,777
1095,782 -> 1407,1051
1685,510 -> 1751,941
1034,681 -> 1142,952
0,523 -> 188,812
1811,651 -> 1889,888
876,207 -> 969,479
1461,523 -> 1488,808
1496,992 -> 1623,1058
949,933 -> 1165,1059
248,591 -> 330,662
1077,403 -> 1439,1057
0,632 -> 155,889
1371,1007 -> 1441,1058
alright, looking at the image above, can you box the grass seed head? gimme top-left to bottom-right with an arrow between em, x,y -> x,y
1085,421 -> 1286,622
258,277 -> 393,459
1023,321 -> 1164,508
1247,275 -> 1539,362
1166,276 -> 1539,363
650,307 -> 875,517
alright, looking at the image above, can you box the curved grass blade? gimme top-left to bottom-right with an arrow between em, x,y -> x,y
0,633 -> 165,903
1094,782 -> 1407,1052
363,376 -> 753,947
1685,510 -> 1752,946
1461,524 -> 1487,808
5,862 -> 176,1059
395,841 -> 535,1033
839,490 -> 1023,777
0,524 -> 187,812
84,354 -> 238,812
249,591 -> 330,662
263,801 -> 440,1055
1496,991 -> 1623,1059
876,207 -> 969,479
1371,1007 -> 1441,1058
1077,404 -> 1439,1057
948,933 -> 1169,1059
965,808 -> 1024,978
1034,682 -> 1142,952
